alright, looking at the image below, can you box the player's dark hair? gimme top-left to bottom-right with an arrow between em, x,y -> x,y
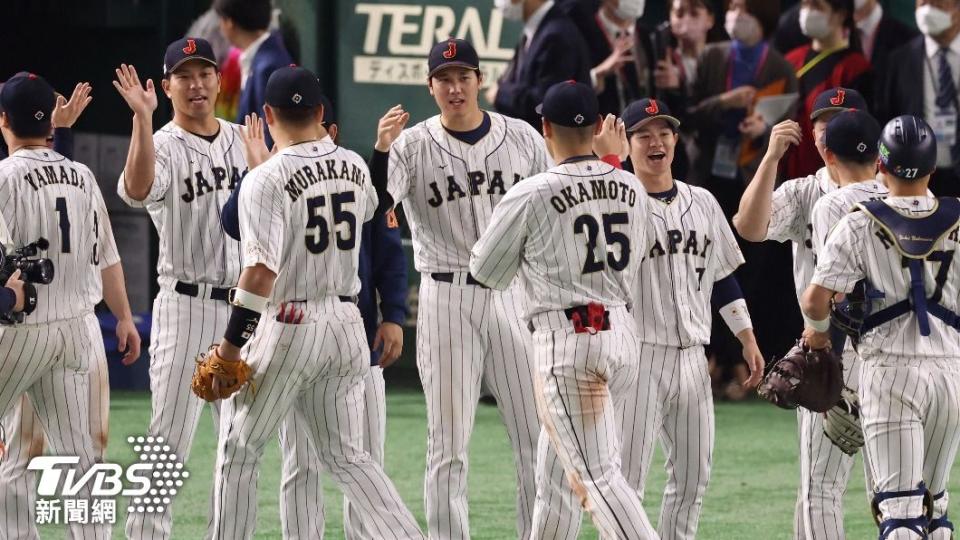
213,0 -> 272,32
4,113 -> 50,139
429,69 -> 483,84
551,123 -> 597,146
838,149 -> 878,166
272,105 -> 322,128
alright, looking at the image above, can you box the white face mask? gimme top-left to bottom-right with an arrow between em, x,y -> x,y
916,5 -> 955,38
799,7 -> 832,41
724,11 -> 762,45
614,0 -> 646,21
495,0 -> 524,21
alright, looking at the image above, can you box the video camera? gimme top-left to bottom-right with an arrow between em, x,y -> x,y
0,238 -> 54,325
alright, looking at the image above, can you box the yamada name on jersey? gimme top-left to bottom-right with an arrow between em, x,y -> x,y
22,165 -> 88,193
549,179 -> 640,214
648,229 -> 713,260
283,158 -> 368,202
181,165 -> 246,203
425,170 -> 521,207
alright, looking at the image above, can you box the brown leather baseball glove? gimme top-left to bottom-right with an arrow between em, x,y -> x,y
757,341 -> 843,413
191,345 -> 254,402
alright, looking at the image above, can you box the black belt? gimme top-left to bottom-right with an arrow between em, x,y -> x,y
175,281 -> 230,302
338,295 -> 358,304
430,272 -> 488,288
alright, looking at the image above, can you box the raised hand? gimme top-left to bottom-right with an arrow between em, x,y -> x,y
51,82 -> 93,128
375,104 -> 411,152
112,64 -> 157,117
240,113 -> 272,169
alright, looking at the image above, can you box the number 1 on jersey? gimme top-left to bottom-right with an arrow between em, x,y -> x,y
55,197 -> 71,253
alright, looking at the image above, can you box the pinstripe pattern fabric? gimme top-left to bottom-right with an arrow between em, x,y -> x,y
388,112 -> 551,273
0,149 -> 102,324
0,312 -> 109,539
277,365 -> 387,540
766,168 -> 837,300
416,277 -> 539,539
860,360 -> 960,540
530,307 -> 657,540
125,291 -> 228,540
210,302 -> 423,540
389,110 -> 549,540
0,317 -> 109,539
810,179 -> 888,258
116,119 -> 244,289
620,344 -> 714,540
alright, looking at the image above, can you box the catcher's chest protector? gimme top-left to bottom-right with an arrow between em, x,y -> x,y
857,198 -> 960,336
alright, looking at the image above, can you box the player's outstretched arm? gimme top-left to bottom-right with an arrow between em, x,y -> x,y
733,120 -> 802,242
101,262 -> 141,365
371,105 -> 410,216
240,113 -> 272,170
217,264 -> 277,362
113,64 -> 158,202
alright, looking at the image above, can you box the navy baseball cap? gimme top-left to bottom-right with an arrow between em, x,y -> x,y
0,72 -> 55,130
622,98 -> 680,133
427,38 -> 479,78
163,37 -> 218,77
265,66 -> 323,109
535,80 -> 598,128
811,87 -> 867,121
825,109 -> 881,161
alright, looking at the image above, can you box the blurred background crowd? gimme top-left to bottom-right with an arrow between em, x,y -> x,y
0,0 -> 949,399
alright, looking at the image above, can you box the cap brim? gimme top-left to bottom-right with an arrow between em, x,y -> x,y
427,62 -> 479,77
627,115 -> 681,132
810,106 -> 849,121
166,56 -> 218,76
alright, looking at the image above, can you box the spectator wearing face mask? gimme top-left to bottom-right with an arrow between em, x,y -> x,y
879,0 -> 960,196
489,0 -> 593,130
686,0 -> 796,211
783,0 -> 871,180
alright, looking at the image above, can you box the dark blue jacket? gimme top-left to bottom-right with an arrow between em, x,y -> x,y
220,156 -> 408,366
237,32 -> 293,148
494,3 -> 592,131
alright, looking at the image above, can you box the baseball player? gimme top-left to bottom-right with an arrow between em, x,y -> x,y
207,66 -> 423,540
374,38 -> 547,539
221,101 -> 409,539
0,72 -> 110,539
0,84 -> 142,535
803,115 -> 960,540
113,38 -> 245,539
734,87 -> 873,540
532,98 -> 764,540
471,80 -> 658,540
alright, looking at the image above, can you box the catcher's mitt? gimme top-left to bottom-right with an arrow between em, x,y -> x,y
757,341 -> 843,413
191,345 -> 254,402
823,387 -> 864,455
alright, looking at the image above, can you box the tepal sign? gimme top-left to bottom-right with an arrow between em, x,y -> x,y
351,3 -> 518,86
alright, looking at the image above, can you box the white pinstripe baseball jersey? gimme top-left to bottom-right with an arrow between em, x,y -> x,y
766,167 -> 837,299
470,160 -> 647,317
812,196 -> 960,360
0,148 -> 101,323
0,209 -> 10,245
80,188 -> 121,306
238,140 -> 376,301
389,112 -> 551,273
634,181 -> 745,347
117,119 -> 244,288
810,179 -> 889,259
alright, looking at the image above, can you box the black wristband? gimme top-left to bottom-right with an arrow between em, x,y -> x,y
223,305 -> 262,348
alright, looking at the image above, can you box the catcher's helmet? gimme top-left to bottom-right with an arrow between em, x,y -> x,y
878,115 -> 937,181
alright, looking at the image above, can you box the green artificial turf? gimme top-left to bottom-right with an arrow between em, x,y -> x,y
35,389 -> 960,539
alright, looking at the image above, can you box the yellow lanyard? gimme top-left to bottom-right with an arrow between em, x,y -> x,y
795,45 -> 846,79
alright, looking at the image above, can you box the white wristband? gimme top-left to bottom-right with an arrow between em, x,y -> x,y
229,288 -> 269,313
802,311 -> 831,333
719,298 -> 753,336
